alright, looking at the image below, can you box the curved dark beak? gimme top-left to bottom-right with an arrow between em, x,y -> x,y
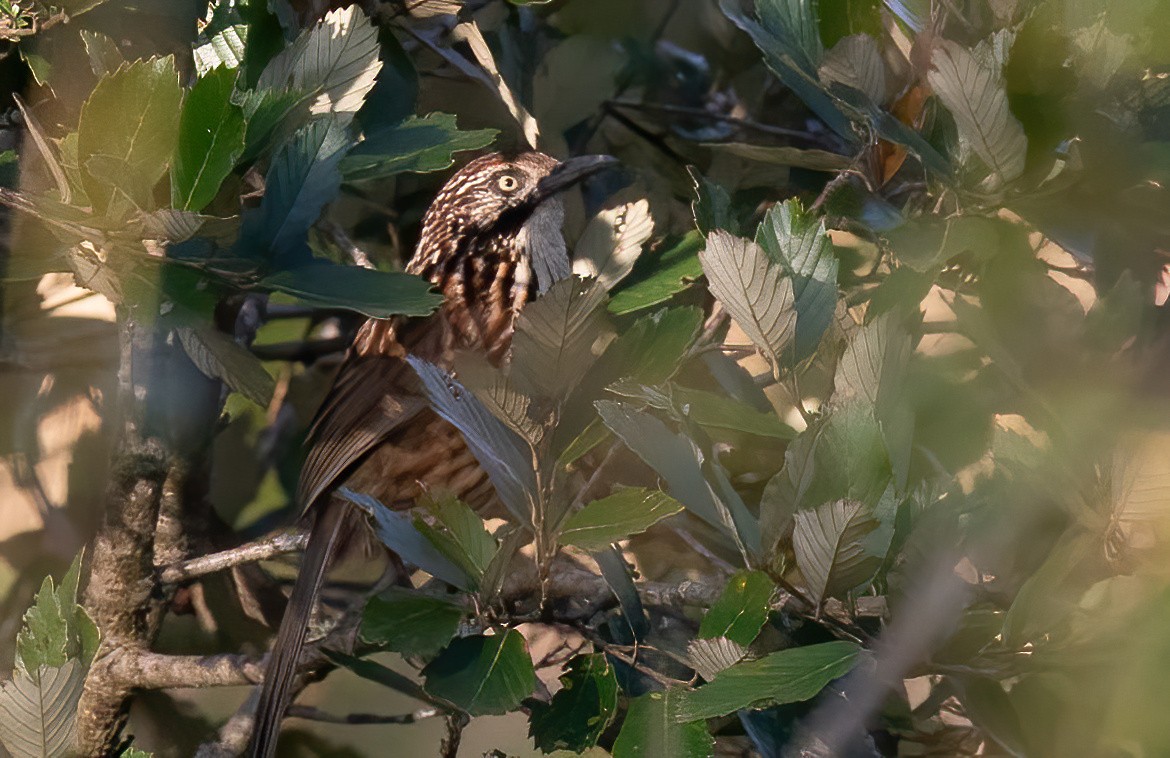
532,154 -> 618,205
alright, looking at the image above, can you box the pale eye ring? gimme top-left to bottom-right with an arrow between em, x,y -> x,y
497,174 -> 520,192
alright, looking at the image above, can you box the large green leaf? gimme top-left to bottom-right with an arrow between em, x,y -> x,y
260,264 -> 442,318
674,641 -> 860,720
698,570 -> 775,646
172,66 -> 246,212
529,654 -> 619,753
672,386 -> 797,440
257,5 -> 382,123
175,326 -> 276,407
512,277 -> 613,400
756,0 -> 824,73
415,494 -> 499,586
360,587 -> 465,658
613,689 -> 712,758
76,56 -> 182,218
928,39 -> 1027,186
608,233 -> 704,315
699,230 -> 797,377
819,33 -> 886,103
755,200 -> 838,362
0,660 -> 85,758
15,554 -> 98,676
560,488 -> 684,551
423,630 -> 536,715
241,115 -> 348,262
341,113 -> 498,181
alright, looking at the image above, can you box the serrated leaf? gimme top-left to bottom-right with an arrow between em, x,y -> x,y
194,24 -> 247,76
757,0 -> 824,73
698,570 -> 774,646
341,113 -> 498,181
423,630 -> 536,715
572,200 -> 654,290
691,168 -> 736,235
674,641 -> 860,720
687,637 -> 748,681
420,493 -> 498,582
80,29 -> 124,77
819,33 -> 887,103
13,96 -> 70,204
258,5 -> 382,122
608,232 -> 704,315
792,499 -> 882,604
260,264 -> 442,318
529,654 -> 619,753
408,359 -> 537,523
755,200 -> 839,361
15,553 -> 97,676
560,488 -> 683,550
0,660 -> 85,758
77,56 -> 182,218
673,386 -> 797,440
455,352 -> 544,446
360,587 -> 465,658
927,39 -> 1027,186
175,326 -> 275,407
340,488 -> 477,590
512,277 -> 612,400
239,115 -> 348,262
172,66 -> 246,212
699,230 -> 796,376
613,689 -> 712,758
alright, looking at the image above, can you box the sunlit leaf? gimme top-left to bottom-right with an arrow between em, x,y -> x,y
928,39 -> 1027,186
609,232 -> 704,315
194,23 -> 247,76
676,642 -> 859,721
15,553 -> 98,676
573,199 -> 654,290
560,488 -> 684,550
423,630 -> 536,715
417,493 -> 499,584
699,230 -> 796,376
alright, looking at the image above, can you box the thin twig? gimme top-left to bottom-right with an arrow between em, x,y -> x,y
159,530 -> 308,584
607,100 -> 821,143
285,705 -> 441,725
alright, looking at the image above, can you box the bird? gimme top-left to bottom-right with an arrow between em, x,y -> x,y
248,150 -> 616,757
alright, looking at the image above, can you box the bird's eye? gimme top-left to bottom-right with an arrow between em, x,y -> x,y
497,174 -> 520,193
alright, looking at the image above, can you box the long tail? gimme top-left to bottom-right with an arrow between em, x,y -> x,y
248,501 -> 350,758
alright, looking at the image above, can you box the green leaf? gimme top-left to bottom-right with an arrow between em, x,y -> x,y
241,115 -> 349,262
609,232 -> 704,315
408,359 -> 537,523
595,546 -> 649,640
194,23 -> 247,76
699,230 -> 797,376
15,553 -> 98,675
0,660 -> 85,758
674,641 -> 860,720
560,488 -> 684,551
573,199 -> 654,290
687,637 -> 749,680
79,29 -> 124,77
258,5 -> 382,123
340,488 -> 478,591
534,35 -> 626,135
418,493 -> 499,583
698,570 -> 775,646
261,264 -> 442,318
77,56 -> 182,218
175,326 -> 275,406
927,39 -> 1027,186
819,33 -> 886,103
423,630 -> 536,715
120,747 -> 153,758
672,386 -> 797,440
512,277 -> 613,400
341,113 -> 498,182
882,215 -> 1005,273
529,654 -> 619,753
172,66 -> 246,212
756,0 -> 824,73
691,168 -> 737,235
792,498 -> 882,603
613,689 -> 712,758
360,587 -> 465,658
455,353 -> 544,446
755,200 -> 838,361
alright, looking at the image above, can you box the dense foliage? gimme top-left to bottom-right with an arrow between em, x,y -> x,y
1,0 -> 1170,755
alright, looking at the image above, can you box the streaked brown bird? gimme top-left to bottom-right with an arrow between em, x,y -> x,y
248,151 -> 615,757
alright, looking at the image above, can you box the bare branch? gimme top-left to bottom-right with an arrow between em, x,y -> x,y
108,651 -> 267,690
159,530 -> 309,584
285,705 -> 441,725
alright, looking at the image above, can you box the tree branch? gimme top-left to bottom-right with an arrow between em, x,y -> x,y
159,530 -> 309,584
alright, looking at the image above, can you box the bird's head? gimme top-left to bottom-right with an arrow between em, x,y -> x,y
409,151 -> 615,292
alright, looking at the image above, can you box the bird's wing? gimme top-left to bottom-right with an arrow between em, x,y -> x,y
296,317 -> 443,510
